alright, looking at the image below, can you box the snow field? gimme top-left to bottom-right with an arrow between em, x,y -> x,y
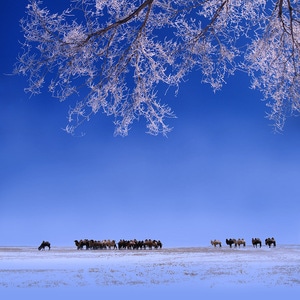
1,245 -> 299,298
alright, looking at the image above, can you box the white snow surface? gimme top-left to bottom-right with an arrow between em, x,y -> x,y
1,245 -> 299,298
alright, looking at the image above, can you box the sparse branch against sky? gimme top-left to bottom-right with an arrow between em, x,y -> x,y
15,0 -> 300,136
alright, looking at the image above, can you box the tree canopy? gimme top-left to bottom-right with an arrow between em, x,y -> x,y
15,0 -> 300,136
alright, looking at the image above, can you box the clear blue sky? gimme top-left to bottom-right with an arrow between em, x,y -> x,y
1,1 -> 300,247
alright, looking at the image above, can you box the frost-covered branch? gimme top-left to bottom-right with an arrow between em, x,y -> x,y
15,0 -> 300,135
246,0 -> 300,131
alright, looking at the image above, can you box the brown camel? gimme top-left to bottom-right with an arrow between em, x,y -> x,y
235,238 -> 246,247
252,238 -> 262,248
211,239 -> 222,247
265,237 -> 276,247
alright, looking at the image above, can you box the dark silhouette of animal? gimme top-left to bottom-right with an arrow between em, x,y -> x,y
235,238 -> 246,247
252,238 -> 262,248
265,237 -> 276,247
211,239 -> 222,247
156,240 -> 163,249
74,239 -> 90,250
225,238 -> 236,248
38,241 -> 51,250
117,239 -> 162,250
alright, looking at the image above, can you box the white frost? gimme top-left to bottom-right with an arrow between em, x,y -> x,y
0,245 -> 300,292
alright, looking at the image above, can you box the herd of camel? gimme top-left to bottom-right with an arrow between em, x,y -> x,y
74,238 -> 163,250
38,239 -> 163,251
210,237 -> 276,248
38,237 -> 276,251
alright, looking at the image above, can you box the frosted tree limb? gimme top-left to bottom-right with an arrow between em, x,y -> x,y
15,0 -> 300,135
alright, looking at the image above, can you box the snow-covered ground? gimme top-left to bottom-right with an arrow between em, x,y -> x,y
1,245 -> 299,298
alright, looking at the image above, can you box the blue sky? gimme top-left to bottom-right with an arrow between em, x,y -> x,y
1,1 -> 300,247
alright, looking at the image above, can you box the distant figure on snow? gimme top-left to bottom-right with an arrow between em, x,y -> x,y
38,241 -> 51,250
211,239 -> 222,247
265,237 -> 276,248
252,238 -> 262,248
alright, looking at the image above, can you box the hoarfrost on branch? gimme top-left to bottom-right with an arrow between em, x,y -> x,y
15,0 -> 300,136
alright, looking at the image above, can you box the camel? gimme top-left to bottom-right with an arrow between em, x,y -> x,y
144,239 -> 161,249
74,239 -> 90,250
117,239 -> 126,249
103,240 -> 117,249
211,239 -> 222,247
252,238 -> 262,248
88,239 -> 104,249
38,241 -> 51,251
265,237 -> 276,248
156,240 -> 163,249
117,239 -> 137,249
225,238 -> 236,248
235,238 -> 246,247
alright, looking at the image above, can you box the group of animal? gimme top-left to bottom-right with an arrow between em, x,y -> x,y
38,238 -> 163,251
210,237 -> 276,248
74,238 -> 163,250
38,237 -> 276,251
